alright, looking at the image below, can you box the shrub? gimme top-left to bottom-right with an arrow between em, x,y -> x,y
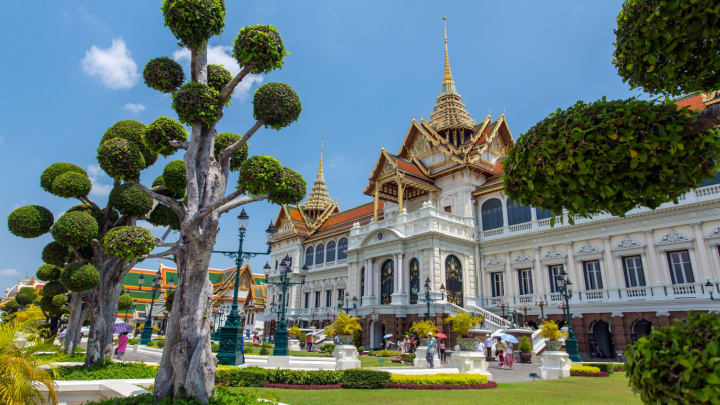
570,365 -> 602,374
163,160 -> 187,194
519,336 -> 532,353
357,346 -> 364,352
370,350 -> 401,358
233,25 -> 286,74
61,263 -> 100,292
42,242 -> 71,267
253,82 -> 301,130
172,82 -> 220,125
109,183 -> 154,217
265,369 -> 343,386
144,116 -> 188,156
128,338 -> 138,345
215,367 -> 267,387
214,132 -> 248,171
401,353 -> 415,364
443,311 -> 483,338
51,171 -> 92,198
409,320 -> 437,337
319,344 -> 334,353
42,281 -> 67,297
51,294 -> 68,307
51,211 -> 98,248
259,347 -> 269,355
207,64 -> 232,92
7,205 -> 54,238
103,226 -> 155,260
58,362 -> 157,380
582,362 -> 615,374
143,57 -> 185,94
261,342 -> 273,349
538,320 -> 566,341
153,175 -> 185,200
100,120 -> 156,169
40,162 -> 87,193
325,311 -> 362,336
82,386 -> 259,405
342,369 -> 390,389
36,263 -> 62,282
288,325 -> 303,338
97,138 -> 145,180
389,373 -> 488,386
162,0 -> 226,49
626,311 -> 720,404
211,343 -> 219,352
117,294 -> 133,311
268,167 -> 306,205
238,155 -> 282,195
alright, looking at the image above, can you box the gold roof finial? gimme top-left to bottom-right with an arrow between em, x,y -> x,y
442,15 -> 454,89
304,137 -> 333,213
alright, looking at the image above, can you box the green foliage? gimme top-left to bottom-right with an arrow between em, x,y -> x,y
164,290 -> 175,312
109,183 -> 154,217
51,171 -> 92,199
613,0 -> 720,96
97,138 -> 146,181
214,132 -> 248,171
172,82 -> 220,125
259,347 -> 269,355
15,287 -> 37,306
207,64 -> 232,92
237,155 -> 282,195
2,300 -> 19,313
153,175 -> 185,199
503,98 -> 720,218
582,362 -> 615,374
325,311 -> 362,336
319,343 -> 335,353
51,294 -> 68,307
68,204 -> 117,228
265,368 -> 343,385
216,367 -> 267,387
39,295 -> 63,314
519,336 -> 532,353
83,387 -> 261,405
409,320 -> 437,337
389,373 -> 488,386
58,362 -> 157,380
342,369 -> 390,389
253,82 -> 301,130
269,167 -> 306,205
101,120 -> 157,169
118,294 -> 133,311
143,57 -> 185,93
368,349 -> 401,358
42,281 -> 67,297
51,211 -> 98,248
163,160 -> 187,193
7,205 -> 54,238
42,242 -> 71,267
233,25 -> 287,74
538,320 -> 567,341
148,204 -> 180,230
161,0 -> 226,49
443,311 -> 483,338
570,365 -> 602,375
40,162 -> 87,194
103,226 -> 155,261
145,116 -> 188,157
626,312 -> 720,404
61,263 -> 100,292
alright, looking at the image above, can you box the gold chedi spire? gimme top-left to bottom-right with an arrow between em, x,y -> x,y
429,16 -> 474,134
304,137 -> 333,214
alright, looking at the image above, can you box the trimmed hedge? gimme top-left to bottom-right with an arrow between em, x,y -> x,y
570,365 -> 602,374
216,367 -> 267,387
7,205 -> 54,238
58,362 -> 157,380
582,363 -> 616,374
389,373 -> 488,386
216,367 -> 387,389
342,369 -> 390,389
51,211 -> 98,248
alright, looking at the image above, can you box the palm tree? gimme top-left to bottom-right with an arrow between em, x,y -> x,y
0,316 -> 61,404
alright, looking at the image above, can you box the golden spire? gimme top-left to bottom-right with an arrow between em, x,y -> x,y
429,16 -> 474,132
304,137 -> 333,214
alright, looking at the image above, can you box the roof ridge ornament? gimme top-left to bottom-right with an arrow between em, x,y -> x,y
303,137 -> 334,217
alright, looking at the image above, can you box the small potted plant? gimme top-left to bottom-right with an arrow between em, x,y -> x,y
519,335 -> 533,363
443,311 -> 484,351
324,311 -> 362,344
409,320 -> 438,345
539,320 -> 567,351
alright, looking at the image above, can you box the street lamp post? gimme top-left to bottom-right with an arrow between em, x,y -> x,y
264,255 -> 308,356
338,292 -> 358,314
411,277 -> 445,321
499,300 -> 507,318
139,270 -> 168,345
536,297 -> 546,320
214,209 -> 277,366
555,269 -> 582,362
706,280 -> 718,301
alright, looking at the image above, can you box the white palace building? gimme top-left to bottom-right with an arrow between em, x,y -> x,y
264,26 -> 720,360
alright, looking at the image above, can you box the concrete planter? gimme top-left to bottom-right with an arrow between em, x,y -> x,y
546,340 -> 563,351
337,334 -> 354,345
519,352 -> 532,363
539,351 -> 571,379
333,344 -> 360,370
450,351 -> 492,380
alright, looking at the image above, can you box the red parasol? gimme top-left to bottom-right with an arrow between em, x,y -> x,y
435,333 -> 448,339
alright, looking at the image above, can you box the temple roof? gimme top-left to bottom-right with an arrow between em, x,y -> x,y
304,140 -> 334,212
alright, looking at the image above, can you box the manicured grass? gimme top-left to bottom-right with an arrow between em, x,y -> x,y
246,373 -> 640,405
359,356 -> 408,368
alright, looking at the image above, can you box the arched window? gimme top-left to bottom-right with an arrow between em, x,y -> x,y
409,258 -> 420,304
315,244 -> 324,264
507,199 -> 531,225
305,246 -> 314,266
445,255 -> 463,306
380,259 -> 394,305
536,207 -> 553,220
326,241 -> 336,262
360,267 -> 365,301
337,238 -> 348,260
481,198 -> 503,230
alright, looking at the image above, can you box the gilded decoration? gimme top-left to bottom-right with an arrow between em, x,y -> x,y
409,258 -> 420,304
445,254 -> 463,307
381,259 -> 394,305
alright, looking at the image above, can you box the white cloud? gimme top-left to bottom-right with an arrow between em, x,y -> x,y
81,38 -> 138,89
87,164 -> 112,198
173,45 -> 263,99
0,269 -> 21,278
123,103 -> 145,114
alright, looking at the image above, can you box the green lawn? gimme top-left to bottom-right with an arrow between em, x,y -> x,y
359,356 -> 409,368
240,346 -> 333,357
246,373 -> 640,405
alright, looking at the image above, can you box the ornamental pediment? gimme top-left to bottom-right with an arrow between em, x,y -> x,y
486,256 -> 504,267
614,235 -> 644,250
657,229 -> 692,245
513,253 -> 532,264
542,247 -> 565,260
576,241 -> 602,256
707,226 -> 720,239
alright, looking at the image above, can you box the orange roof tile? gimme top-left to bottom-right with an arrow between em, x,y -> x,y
675,94 -> 705,111
317,201 -> 382,230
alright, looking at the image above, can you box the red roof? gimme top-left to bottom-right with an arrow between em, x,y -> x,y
317,201 -> 382,231
675,94 -> 706,111
493,160 -> 504,174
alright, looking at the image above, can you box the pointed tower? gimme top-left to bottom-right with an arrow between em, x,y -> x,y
303,138 -> 334,222
429,16 -> 475,143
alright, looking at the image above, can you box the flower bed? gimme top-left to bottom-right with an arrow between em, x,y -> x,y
570,365 -> 608,377
389,373 -> 489,386
570,372 -> 610,377
386,382 -> 497,390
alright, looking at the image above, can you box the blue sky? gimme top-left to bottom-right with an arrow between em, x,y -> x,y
0,0 -> 640,292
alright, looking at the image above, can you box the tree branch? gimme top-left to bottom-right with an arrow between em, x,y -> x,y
169,141 -> 189,150
142,248 -> 177,260
136,184 -> 185,219
684,103 -> 720,137
217,194 -> 268,215
192,188 -> 245,223
218,65 -> 251,106
79,197 -> 103,215
220,121 -> 263,164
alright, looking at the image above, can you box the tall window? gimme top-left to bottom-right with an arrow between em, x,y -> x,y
445,255 -> 464,306
536,207 -> 553,220
548,264 -> 564,293
583,261 -> 603,290
622,256 -> 646,287
326,241 -> 336,262
314,291 -> 320,307
304,292 -> 309,309
337,238 -> 348,260
409,258 -> 420,304
491,272 -> 504,297
315,244 -> 324,264
337,288 -> 344,304
481,198 -> 504,231
518,269 -> 533,295
326,290 -> 332,307
380,259 -> 394,305
360,267 -> 365,299
305,247 -> 314,266
667,250 -> 694,284
507,199 -> 531,225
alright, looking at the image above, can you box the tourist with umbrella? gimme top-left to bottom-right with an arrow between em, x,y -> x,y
435,332 -> 448,363
115,332 -> 129,360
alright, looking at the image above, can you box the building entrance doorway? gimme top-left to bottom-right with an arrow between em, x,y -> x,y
370,321 -> 385,350
631,320 -> 653,343
589,320 -> 614,359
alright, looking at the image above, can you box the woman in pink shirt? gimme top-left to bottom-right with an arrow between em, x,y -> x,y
115,332 -> 129,360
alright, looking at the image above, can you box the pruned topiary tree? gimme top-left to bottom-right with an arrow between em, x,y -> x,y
503,0 -> 720,220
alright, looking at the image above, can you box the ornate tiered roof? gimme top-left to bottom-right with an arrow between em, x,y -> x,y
304,140 -> 334,212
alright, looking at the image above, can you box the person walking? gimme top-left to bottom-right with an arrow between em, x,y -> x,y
306,334 -> 313,351
115,332 -> 129,360
496,339 -> 505,369
484,335 -> 493,360
504,342 -> 514,369
439,339 -> 446,363
426,332 -> 437,369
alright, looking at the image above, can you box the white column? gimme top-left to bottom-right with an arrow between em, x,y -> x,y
392,253 -> 406,304
692,223 -> 713,282
501,198 -> 509,232
602,237 -> 619,288
507,252 -> 518,296
644,231 -> 662,285
567,243 -> 580,289
536,248 -> 548,295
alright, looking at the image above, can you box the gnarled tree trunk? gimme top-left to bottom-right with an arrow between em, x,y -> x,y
64,291 -> 92,354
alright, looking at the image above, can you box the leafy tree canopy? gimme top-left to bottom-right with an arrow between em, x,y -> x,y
7,205 -> 54,238
144,57 -> 185,93
103,226 -> 155,261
